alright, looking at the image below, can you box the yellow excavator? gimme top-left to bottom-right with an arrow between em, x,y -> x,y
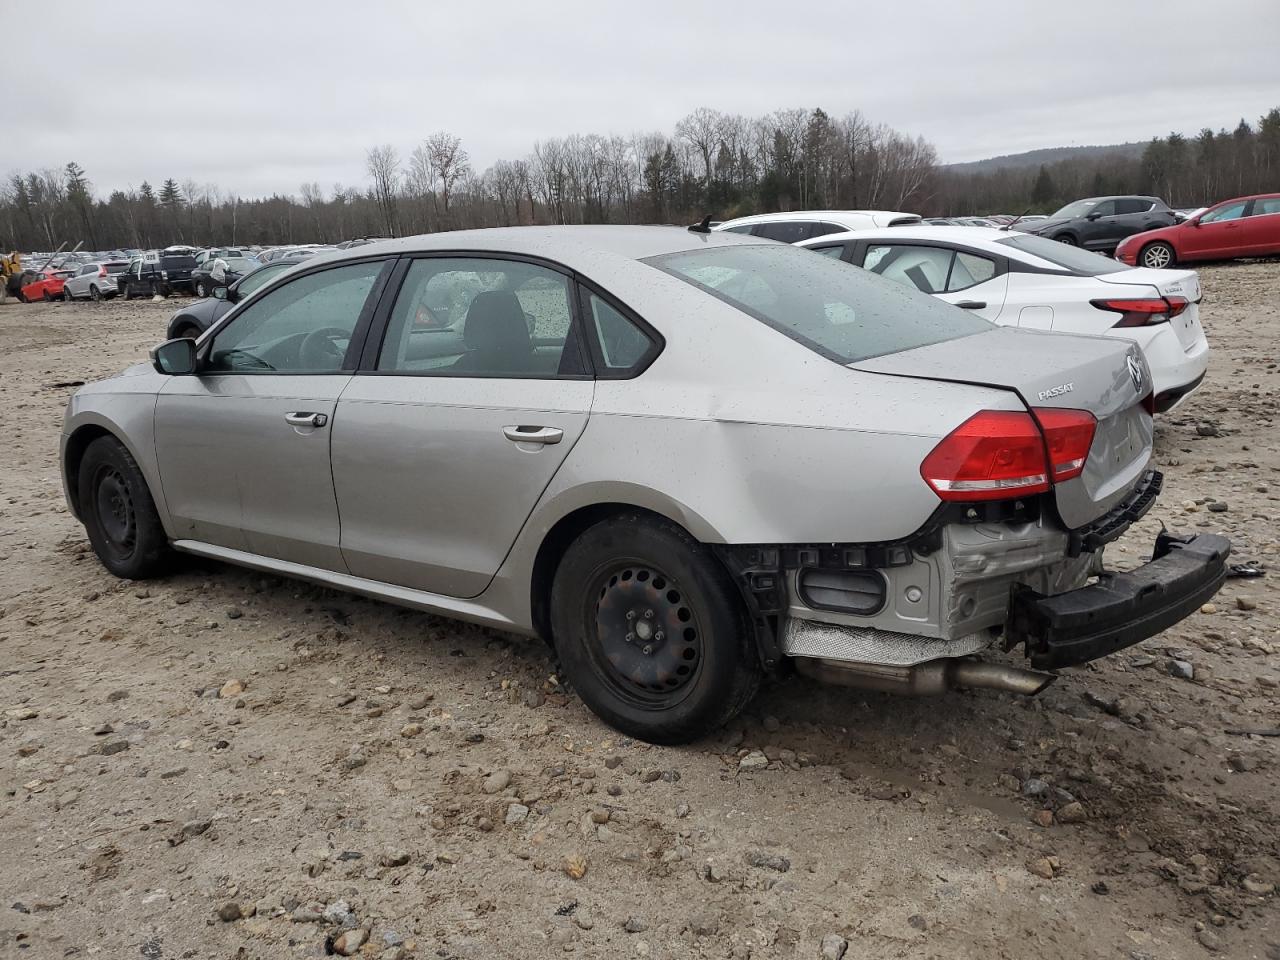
1,250 -> 22,304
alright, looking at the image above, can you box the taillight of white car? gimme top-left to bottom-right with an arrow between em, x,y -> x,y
920,408 -> 1097,501
1090,296 -> 1189,328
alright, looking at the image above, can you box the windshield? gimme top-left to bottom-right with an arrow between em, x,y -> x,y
996,234 -> 1129,276
1049,199 -> 1101,219
646,243 -> 991,364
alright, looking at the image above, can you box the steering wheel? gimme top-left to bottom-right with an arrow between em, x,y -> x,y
298,326 -> 350,369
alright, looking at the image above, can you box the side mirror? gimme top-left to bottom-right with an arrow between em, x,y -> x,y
150,338 -> 198,375
213,285 -> 229,300
1085,212 -> 1102,221
1190,217 -> 1202,228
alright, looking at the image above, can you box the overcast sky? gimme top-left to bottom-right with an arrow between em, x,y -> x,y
5,0 -> 1278,199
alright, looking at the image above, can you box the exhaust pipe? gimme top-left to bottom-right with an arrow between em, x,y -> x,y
794,656 -> 1055,697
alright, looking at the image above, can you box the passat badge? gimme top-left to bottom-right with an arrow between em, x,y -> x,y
1126,354 -> 1144,393
1038,382 -> 1074,401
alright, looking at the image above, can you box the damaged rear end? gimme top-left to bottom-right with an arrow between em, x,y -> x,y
762,326 -> 1229,694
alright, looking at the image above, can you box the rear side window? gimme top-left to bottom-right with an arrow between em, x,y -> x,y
721,224 -> 755,235
1253,197 -> 1280,215
646,243 -> 991,364
754,221 -> 813,243
583,291 -> 658,376
1115,198 -> 1153,214
808,222 -> 846,239
809,245 -> 846,258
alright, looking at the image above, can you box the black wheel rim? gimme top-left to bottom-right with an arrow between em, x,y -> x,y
93,465 -> 136,558
587,563 -> 703,709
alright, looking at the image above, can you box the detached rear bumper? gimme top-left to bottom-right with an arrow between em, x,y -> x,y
1008,531 -> 1231,669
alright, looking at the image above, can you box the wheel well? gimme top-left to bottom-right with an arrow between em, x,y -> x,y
63,425 -> 115,520
528,503 -> 687,646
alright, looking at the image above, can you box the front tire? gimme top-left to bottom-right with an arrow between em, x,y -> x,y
1140,241 -> 1175,270
1053,233 -> 1077,246
550,514 -> 760,744
78,436 -> 170,579
195,281 -> 207,298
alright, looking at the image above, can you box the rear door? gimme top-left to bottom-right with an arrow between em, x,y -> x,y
331,255 -> 594,598
1241,197 -> 1280,254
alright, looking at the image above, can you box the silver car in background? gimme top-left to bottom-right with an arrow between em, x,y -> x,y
62,260 -> 131,300
60,227 -> 1229,743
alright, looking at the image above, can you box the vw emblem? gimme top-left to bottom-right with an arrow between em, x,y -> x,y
1126,354 -> 1144,393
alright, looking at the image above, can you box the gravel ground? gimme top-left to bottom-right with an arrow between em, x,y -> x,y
1,263 -> 1277,960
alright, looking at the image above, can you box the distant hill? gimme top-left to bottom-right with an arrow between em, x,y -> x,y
945,142 -> 1147,175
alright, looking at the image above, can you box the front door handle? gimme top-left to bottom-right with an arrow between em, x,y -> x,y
502,425 -> 563,445
285,411 -> 328,428
954,300 -> 987,310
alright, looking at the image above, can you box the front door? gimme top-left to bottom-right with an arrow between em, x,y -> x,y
332,256 -> 593,598
154,258 -> 389,570
1080,199 -> 1118,249
1184,200 -> 1248,258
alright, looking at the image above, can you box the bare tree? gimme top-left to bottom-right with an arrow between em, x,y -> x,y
365,145 -> 401,237
423,131 -> 471,224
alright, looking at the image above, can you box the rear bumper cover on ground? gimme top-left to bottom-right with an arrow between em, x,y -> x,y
1008,530 -> 1231,669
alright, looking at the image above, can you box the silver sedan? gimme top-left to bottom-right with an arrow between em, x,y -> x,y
60,227 -> 1229,743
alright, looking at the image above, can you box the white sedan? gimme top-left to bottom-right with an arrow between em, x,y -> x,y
798,226 -> 1209,412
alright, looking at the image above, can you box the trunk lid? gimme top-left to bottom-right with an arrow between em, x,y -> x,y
852,326 -> 1153,528
1097,266 -> 1203,352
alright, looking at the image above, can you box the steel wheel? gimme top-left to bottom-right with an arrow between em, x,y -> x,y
92,464 -> 137,560
1141,242 -> 1174,269
590,563 -> 703,707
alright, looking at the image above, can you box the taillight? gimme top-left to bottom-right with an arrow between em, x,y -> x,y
1091,296 -> 1187,327
920,411 -> 1050,501
1033,408 -> 1096,481
98,266 -> 108,277
921,408 -> 1097,501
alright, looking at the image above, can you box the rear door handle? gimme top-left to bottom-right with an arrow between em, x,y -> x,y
503,425 -> 563,445
285,411 -> 328,428
954,300 -> 986,310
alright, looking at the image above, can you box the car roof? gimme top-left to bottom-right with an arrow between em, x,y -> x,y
716,210 -> 917,226
312,225 -> 765,268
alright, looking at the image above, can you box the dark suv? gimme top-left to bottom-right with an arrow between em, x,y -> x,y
1016,196 -> 1177,252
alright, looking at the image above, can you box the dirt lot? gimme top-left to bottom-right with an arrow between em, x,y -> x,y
1,263 -> 1278,960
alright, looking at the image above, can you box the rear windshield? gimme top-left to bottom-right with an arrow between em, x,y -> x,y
646,243 -> 991,364
160,255 -> 197,268
995,234 -> 1129,276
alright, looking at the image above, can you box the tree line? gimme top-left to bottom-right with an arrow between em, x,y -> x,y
2,106 -> 1277,251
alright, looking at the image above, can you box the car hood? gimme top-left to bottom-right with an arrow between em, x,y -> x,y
851,326 -> 1153,529
1016,217 -> 1071,234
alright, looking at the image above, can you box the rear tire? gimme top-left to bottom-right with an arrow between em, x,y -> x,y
122,282 -> 133,301
1140,241 -> 1175,270
42,288 -> 52,302
77,436 -> 170,580
90,285 -> 102,301
550,514 -> 760,744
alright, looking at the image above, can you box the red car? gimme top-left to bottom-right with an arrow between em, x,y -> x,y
19,268 -> 74,302
1116,193 -> 1280,269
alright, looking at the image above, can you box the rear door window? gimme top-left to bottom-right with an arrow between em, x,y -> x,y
376,257 -> 586,378
1251,197 -> 1280,216
863,244 -> 954,294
